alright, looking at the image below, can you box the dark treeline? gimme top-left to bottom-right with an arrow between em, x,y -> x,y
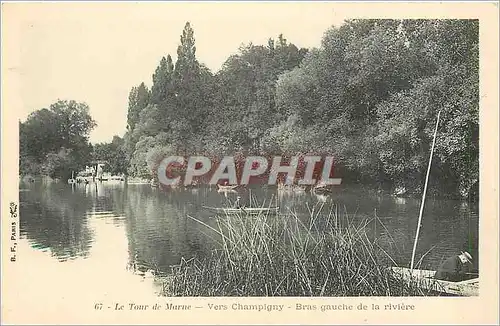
123,19 -> 478,199
20,100 -> 96,181
20,19 -> 479,199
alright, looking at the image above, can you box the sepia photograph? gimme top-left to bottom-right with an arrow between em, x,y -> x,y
2,1 -> 499,325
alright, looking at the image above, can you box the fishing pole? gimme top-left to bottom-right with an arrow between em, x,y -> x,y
410,109 -> 442,271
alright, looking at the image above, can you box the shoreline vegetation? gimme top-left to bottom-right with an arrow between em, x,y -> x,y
19,19 -> 479,202
18,18 -> 479,296
159,201 -> 437,297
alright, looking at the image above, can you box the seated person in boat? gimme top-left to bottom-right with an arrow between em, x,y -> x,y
233,196 -> 242,209
434,251 -> 473,282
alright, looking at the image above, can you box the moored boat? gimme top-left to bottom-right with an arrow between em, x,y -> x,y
109,175 -> 125,181
216,184 -> 238,191
150,178 -> 159,188
75,171 -> 93,184
313,181 -> 333,193
389,266 -> 479,296
68,171 -> 77,184
203,206 -> 279,216
393,186 -> 408,197
278,183 -> 306,192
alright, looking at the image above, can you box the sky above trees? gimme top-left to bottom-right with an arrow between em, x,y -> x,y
13,1 -> 486,199
5,2 -> 343,143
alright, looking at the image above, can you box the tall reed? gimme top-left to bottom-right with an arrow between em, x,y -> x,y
161,201 -> 433,297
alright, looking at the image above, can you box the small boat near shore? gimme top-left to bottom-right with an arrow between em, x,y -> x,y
150,178 -> 159,188
277,183 -> 306,193
217,189 -> 238,195
216,184 -> 238,191
390,267 -> 479,296
203,206 -> 279,216
313,182 -> 333,194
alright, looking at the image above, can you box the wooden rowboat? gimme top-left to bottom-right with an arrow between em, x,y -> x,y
313,183 -> 332,193
390,267 -> 479,296
203,206 -> 279,216
216,184 -> 238,191
278,184 -> 306,192
217,189 -> 238,194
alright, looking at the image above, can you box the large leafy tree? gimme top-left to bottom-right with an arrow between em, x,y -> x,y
125,21 -> 214,176
20,100 -> 96,179
118,19 -> 478,199
376,20 -> 479,196
151,55 -> 175,106
172,22 -> 212,146
271,19 -> 478,197
206,36 -> 308,155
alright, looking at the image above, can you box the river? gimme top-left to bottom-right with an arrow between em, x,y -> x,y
18,180 -> 479,298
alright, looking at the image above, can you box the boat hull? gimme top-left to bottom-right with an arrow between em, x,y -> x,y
278,185 -> 306,192
390,267 -> 479,296
204,206 -> 279,216
313,186 -> 332,194
216,184 -> 238,191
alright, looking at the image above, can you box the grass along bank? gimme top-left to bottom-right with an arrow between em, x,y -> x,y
160,201 -> 437,297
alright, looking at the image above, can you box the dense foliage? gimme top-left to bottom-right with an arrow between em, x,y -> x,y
19,100 -> 96,180
123,20 -> 478,198
20,19 -> 479,199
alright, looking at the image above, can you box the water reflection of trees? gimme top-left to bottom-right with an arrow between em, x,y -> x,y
19,182 -> 94,261
123,186 -> 218,276
21,182 -> 477,275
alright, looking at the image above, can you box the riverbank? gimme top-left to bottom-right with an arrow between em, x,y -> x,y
160,203 -> 437,297
20,174 -> 149,185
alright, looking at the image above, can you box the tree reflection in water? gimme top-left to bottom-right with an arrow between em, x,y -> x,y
19,182 -> 479,276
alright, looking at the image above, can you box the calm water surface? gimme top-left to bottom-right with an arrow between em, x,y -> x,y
19,181 -> 479,296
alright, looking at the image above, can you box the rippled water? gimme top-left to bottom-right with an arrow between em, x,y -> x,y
18,181 -> 479,297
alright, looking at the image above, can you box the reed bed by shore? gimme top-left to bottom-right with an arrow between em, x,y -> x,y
161,201 -> 435,297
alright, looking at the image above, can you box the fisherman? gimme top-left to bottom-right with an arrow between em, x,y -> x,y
434,251 -> 473,282
97,164 -> 104,181
233,196 -> 242,209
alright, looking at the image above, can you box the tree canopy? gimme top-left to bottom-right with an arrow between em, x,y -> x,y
21,20 -> 479,199
20,100 -> 96,179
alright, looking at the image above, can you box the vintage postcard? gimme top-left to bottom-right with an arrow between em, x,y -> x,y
1,1 -> 499,325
